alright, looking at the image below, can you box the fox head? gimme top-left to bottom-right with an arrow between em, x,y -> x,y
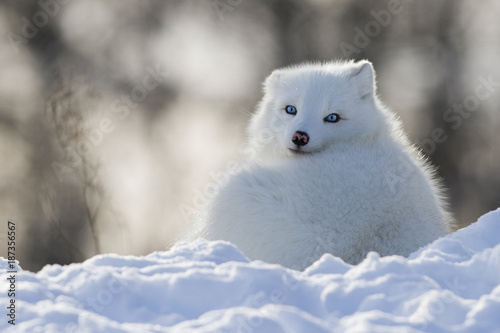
247,60 -> 387,161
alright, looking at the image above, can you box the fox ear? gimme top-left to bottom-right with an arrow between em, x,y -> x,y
352,60 -> 376,99
262,70 -> 283,93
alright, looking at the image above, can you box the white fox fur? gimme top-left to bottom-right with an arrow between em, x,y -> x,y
191,60 -> 453,270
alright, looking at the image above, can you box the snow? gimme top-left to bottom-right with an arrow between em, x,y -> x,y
2,209 -> 500,332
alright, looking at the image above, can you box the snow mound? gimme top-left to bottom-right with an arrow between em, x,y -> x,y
1,209 -> 500,332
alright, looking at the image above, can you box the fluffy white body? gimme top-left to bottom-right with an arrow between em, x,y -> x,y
193,60 -> 453,270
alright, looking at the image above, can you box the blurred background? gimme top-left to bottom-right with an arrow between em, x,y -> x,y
0,0 -> 499,271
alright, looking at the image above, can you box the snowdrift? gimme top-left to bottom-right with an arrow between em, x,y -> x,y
1,209 -> 500,332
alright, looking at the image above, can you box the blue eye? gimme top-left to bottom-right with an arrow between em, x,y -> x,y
324,113 -> 341,123
285,105 -> 297,115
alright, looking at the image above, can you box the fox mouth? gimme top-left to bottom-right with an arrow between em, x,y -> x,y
288,148 -> 311,154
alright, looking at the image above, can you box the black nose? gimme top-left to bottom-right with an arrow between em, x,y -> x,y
292,131 -> 309,146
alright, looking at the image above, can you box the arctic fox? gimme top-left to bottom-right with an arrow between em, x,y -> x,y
193,60 -> 453,270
